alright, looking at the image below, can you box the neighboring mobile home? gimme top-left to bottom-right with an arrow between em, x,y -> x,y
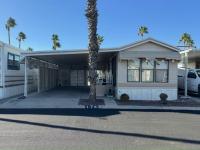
178,48 -> 200,94
179,48 -> 200,69
0,41 -> 25,99
21,38 -> 181,101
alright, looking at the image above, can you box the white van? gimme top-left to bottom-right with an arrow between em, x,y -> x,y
178,69 -> 200,94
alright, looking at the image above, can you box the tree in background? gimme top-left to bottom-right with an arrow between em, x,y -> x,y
138,26 -> 148,39
5,17 -> 17,45
52,34 -> 61,50
97,34 -> 104,46
17,32 -> 26,48
180,33 -> 194,48
27,47 -> 33,52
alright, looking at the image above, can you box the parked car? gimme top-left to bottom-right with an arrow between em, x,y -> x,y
178,69 -> 200,94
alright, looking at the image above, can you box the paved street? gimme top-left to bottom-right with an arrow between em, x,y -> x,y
0,109 -> 200,150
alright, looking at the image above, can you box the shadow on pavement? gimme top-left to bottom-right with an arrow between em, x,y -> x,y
0,108 -> 200,117
0,108 -> 121,117
0,117 -> 200,145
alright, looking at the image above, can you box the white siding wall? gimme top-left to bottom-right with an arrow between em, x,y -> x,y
39,66 -> 58,92
0,46 -> 3,87
1,43 -> 25,99
116,42 -> 179,101
116,87 -> 177,100
27,68 -> 39,93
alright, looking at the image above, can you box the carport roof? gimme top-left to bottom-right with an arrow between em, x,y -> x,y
180,48 -> 200,61
21,48 -> 119,57
21,38 -> 180,65
22,48 -> 118,65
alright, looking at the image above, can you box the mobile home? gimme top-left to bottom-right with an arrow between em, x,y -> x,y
0,41 -> 25,99
0,41 -> 48,99
21,38 -> 181,101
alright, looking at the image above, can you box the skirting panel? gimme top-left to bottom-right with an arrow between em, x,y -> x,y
116,87 -> 177,100
0,85 -> 24,99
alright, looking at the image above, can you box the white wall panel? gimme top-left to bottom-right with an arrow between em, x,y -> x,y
4,85 -> 24,98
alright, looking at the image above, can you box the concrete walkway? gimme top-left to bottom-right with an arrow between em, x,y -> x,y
0,88 -> 89,108
1,88 -> 200,110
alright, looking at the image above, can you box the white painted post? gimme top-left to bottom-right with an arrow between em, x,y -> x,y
110,59 -> 113,85
37,66 -> 40,93
0,45 -> 5,98
45,66 -> 47,90
184,52 -> 188,97
24,56 -> 28,97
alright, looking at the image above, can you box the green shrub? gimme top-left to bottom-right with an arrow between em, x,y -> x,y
160,93 -> 168,104
120,93 -> 130,101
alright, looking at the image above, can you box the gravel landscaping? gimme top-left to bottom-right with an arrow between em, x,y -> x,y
115,99 -> 200,107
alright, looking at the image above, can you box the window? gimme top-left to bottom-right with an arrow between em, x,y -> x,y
188,71 -> 197,79
127,59 -> 169,83
127,59 -> 140,82
7,53 -> 20,70
155,60 -> 168,83
142,59 -> 154,82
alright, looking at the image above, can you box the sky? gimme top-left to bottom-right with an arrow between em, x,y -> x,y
0,0 -> 199,51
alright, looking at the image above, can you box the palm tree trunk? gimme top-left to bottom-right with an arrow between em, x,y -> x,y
86,0 -> 99,104
8,28 -> 10,45
53,41 -> 56,50
19,40 -> 21,48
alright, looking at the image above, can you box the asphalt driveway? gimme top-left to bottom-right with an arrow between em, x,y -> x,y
0,109 -> 200,150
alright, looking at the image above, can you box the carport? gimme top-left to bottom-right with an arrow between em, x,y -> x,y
22,49 -> 118,98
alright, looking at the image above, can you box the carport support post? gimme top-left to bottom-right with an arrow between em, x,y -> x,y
184,52 -> 188,97
37,66 -> 40,93
24,56 -> 28,97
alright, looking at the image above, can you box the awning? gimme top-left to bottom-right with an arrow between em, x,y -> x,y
119,51 -> 181,60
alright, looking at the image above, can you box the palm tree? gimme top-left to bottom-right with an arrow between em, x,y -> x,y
27,47 -> 33,52
138,26 -> 148,39
180,33 -> 194,48
97,34 -> 104,46
52,34 -> 61,50
86,0 -> 99,105
5,17 -> 17,45
17,32 -> 26,48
